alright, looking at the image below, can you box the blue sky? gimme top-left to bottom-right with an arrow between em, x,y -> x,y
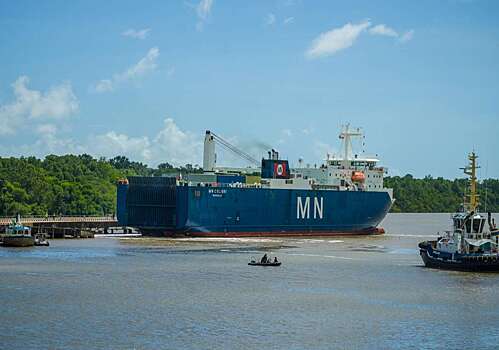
0,0 -> 498,178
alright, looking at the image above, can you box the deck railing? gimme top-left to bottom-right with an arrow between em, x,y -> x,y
0,215 -> 117,225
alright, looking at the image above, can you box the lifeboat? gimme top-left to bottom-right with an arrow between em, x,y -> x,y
351,171 -> 365,182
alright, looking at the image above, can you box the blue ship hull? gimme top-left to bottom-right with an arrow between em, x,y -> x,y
419,241 -> 499,272
118,181 -> 392,236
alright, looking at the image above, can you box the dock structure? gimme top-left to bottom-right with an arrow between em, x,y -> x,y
0,215 -> 119,239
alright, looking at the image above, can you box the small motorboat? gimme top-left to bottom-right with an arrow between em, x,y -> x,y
248,256 -> 281,266
34,234 -> 50,247
248,261 -> 281,266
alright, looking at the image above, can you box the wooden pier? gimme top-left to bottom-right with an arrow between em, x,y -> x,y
0,215 -> 119,239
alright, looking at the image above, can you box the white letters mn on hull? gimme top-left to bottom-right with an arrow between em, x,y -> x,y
297,197 -> 323,219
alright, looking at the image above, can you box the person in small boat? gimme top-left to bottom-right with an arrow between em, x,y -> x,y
261,254 -> 268,263
273,257 -> 278,263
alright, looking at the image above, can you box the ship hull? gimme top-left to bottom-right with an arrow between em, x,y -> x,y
176,187 -> 391,236
2,235 -> 35,247
420,245 -> 499,272
120,182 -> 392,237
161,227 -> 385,237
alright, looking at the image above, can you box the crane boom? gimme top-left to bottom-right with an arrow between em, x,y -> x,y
203,130 -> 260,171
210,132 -> 260,166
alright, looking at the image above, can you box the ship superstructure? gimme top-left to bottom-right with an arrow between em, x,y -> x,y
292,125 -> 388,192
117,125 -> 394,236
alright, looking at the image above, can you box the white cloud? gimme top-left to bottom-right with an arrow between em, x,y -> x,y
152,118 -> 203,165
3,117 -> 203,166
306,21 -> 371,59
92,47 -> 160,93
36,123 -> 58,137
92,131 -> 152,162
195,0 -> 213,31
283,17 -> 294,25
167,67 -> 176,77
11,76 -> 78,119
282,129 -> 293,137
314,141 -> 337,160
266,13 -> 276,26
35,127 -> 81,155
0,76 -> 78,135
196,0 -> 213,20
369,24 -> 414,43
94,79 -> 114,93
118,47 -> 159,81
399,29 -> 415,43
369,24 -> 398,37
122,28 -> 151,40
87,118 -> 202,166
302,126 -> 315,135
1,122 -> 82,157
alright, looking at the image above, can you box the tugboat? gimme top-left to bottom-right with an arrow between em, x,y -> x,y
419,152 -> 499,272
1,215 -> 35,247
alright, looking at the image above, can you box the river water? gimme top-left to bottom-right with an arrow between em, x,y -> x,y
1,213 -> 499,350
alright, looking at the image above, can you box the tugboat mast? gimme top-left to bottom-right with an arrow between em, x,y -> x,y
462,152 -> 480,212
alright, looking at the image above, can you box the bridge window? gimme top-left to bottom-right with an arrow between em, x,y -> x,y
473,219 -> 485,233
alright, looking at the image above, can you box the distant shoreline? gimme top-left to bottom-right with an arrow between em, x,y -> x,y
1,155 -> 498,216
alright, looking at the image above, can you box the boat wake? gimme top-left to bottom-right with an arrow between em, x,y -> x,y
174,237 -> 282,243
286,253 -> 356,260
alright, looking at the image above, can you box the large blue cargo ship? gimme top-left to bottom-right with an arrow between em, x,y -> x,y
117,125 -> 394,236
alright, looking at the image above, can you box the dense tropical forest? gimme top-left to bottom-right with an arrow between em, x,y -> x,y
0,155 -> 195,217
385,175 -> 498,213
0,154 -> 497,216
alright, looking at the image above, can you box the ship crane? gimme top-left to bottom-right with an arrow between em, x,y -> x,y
203,130 -> 260,172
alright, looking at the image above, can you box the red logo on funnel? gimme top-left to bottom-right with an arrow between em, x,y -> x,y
274,162 -> 287,177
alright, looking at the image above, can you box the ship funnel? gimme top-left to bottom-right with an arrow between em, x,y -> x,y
270,149 -> 280,160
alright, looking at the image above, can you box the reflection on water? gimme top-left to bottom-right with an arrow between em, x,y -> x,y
1,213 -> 499,350
0,247 -> 117,260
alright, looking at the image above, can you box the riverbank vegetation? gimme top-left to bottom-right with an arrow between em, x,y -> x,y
384,175 -> 498,213
0,155 -> 497,216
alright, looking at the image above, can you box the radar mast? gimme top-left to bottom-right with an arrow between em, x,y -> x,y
461,151 -> 480,212
339,124 -> 363,161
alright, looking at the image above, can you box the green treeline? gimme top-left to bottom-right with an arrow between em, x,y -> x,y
0,155 -> 498,216
385,175 -> 499,213
0,155 -> 192,216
